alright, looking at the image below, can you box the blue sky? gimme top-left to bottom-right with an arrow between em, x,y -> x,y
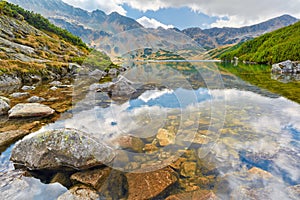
122,5 -> 221,29
62,0 -> 300,29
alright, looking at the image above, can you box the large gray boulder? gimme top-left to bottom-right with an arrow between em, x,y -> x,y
8,103 -> 55,118
10,128 -> 115,170
272,60 -> 300,74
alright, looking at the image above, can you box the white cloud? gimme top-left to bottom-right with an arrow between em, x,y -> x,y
62,0 -> 300,27
62,0 -> 127,15
136,16 -> 174,29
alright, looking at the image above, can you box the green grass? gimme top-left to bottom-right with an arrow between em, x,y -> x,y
220,21 -> 300,64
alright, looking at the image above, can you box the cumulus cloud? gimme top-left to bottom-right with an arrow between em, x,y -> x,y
62,0 -> 127,15
62,0 -> 300,27
136,16 -> 174,29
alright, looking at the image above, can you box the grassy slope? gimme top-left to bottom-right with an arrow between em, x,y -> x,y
219,21 -> 300,64
0,1 -> 116,76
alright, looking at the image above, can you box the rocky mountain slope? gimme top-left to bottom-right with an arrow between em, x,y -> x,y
0,1 -> 114,87
8,0 -> 143,45
219,20 -> 300,64
183,14 -> 299,49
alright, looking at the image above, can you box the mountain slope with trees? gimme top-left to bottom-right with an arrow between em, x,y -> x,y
219,21 -> 300,64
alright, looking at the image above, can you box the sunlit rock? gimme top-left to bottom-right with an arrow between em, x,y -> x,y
8,103 -> 55,118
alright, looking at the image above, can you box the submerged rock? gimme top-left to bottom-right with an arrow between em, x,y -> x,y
57,185 -> 99,200
112,135 -> 144,153
165,189 -> 218,200
126,167 -> 178,200
180,162 -> 197,177
0,130 -> 28,147
156,128 -> 176,146
70,167 -> 111,189
10,128 -> 115,170
0,99 -> 10,115
8,103 -> 55,118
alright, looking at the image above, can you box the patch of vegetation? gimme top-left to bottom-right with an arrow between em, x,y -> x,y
220,21 -> 300,64
80,50 -> 116,71
0,1 -> 89,50
218,62 -> 300,103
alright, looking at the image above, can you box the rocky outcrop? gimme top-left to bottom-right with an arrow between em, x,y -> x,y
8,103 -> 55,118
10,128 -> 115,170
126,167 -> 178,200
272,60 -> 300,74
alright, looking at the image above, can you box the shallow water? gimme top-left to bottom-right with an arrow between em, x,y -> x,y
0,61 -> 299,199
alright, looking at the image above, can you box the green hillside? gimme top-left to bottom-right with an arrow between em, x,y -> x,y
220,20 -> 300,64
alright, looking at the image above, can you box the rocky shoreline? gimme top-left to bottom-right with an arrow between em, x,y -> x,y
1,64 -> 300,199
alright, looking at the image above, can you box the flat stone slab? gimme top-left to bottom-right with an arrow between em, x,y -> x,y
8,103 -> 55,118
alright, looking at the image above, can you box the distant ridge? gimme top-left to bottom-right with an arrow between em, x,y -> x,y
8,0 -> 299,51
183,14 -> 299,49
